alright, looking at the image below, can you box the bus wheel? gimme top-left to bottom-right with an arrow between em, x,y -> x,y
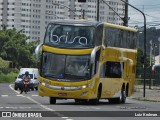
89,87 -> 101,105
120,89 -> 126,103
108,89 -> 126,104
49,97 -> 56,104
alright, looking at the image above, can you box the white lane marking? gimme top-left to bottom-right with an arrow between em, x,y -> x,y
6,107 -> 18,109
19,106 -> 32,109
2,106 -> 31,109
80,106 -> 100,110
62,117 -> 69,119
9,84 -> 54,111
1,95 -> 9,97
25,96 -> 55,111
32,95 -> 38,96
16,95 -> 23,96
9,84 -> 70,118
9,84 -> 20,94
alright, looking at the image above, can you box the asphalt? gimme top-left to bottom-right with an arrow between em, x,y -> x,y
130,85 -> 160,102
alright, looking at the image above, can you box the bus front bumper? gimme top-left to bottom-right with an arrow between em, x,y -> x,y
38,84 -> 96,99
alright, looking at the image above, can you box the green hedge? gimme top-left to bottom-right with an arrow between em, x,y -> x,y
0,57 -> 10,68
0,72 -> 18,83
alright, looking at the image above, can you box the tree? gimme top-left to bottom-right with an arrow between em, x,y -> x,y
0,28 -> 39,68
136,48 -> 150,78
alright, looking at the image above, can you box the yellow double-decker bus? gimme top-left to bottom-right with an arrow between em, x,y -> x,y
35,19 -> 138,104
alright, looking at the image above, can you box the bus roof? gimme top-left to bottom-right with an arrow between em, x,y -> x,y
49,19 -> 137,32
49,19 -> 103,27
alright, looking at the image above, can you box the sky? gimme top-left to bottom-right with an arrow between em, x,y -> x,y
128,0 -> 160,28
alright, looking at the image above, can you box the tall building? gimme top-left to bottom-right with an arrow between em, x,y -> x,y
53,0 -> 125,24
0,0 -> 126,42
0,0 -> 55,42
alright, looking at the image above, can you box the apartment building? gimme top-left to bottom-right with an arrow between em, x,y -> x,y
0,0 -> 54,42
0,0 -> 126,42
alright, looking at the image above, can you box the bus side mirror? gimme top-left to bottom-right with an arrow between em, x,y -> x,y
87,64 -> 93,78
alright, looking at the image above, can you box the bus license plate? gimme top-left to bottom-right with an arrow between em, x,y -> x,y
58,93 -> 67,96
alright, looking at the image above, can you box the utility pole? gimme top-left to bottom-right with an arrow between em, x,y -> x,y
153,43 -> 157,65
158,37 -> 160,63
150,40 -> 153,66
123,0 -> 128,26
149,40 -> 153,89
82,9 -> 85,19
97,0 -> 100,21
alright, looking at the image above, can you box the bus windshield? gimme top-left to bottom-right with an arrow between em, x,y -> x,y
44,23 -> 95,48
41,52 -> 90,81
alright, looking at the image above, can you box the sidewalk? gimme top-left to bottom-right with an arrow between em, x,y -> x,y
130,85 -> 160,102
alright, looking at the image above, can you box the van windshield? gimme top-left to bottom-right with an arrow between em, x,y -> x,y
18,74 -> 33,79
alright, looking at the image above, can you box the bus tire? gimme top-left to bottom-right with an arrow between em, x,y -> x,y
49,97 -> 56,104
89,86 -> 101,105
120,89 -> 126,103
108,89 -> 126,104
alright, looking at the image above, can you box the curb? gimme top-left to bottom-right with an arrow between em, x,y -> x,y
131,97 -> 160,102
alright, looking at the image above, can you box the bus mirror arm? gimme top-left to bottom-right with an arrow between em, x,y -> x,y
119,57 -> 133,65
101,44 -> 106,50
35,43 -> 43,59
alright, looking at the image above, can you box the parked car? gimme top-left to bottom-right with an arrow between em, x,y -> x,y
14,68 -> 39,91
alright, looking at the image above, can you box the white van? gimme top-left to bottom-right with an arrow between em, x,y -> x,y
14,68 -> 40,91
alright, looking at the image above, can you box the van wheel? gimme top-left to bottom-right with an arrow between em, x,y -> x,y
49,97 -> 56,104
35,87 -> 38,91
14,85 -> 18,90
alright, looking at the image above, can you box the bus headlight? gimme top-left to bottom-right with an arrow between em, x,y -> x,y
82,82 -> 94,89
41,82 -> 46,86
82,85 -> 87,89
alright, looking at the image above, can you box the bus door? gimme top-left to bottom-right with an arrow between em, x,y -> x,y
100,61 -> 123,98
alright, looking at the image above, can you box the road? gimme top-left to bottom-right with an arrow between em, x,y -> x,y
0,83 -> 160,120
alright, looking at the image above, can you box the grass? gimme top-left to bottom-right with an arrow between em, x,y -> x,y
0,72 -> 18,83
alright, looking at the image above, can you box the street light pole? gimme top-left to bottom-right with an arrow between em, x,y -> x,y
120,0 -> 147,98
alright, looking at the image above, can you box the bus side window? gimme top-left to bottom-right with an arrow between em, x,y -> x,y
100,63 -> 106,78
105,62 -> 122,78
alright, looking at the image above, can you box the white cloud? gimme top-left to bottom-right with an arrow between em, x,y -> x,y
128,0 -> 160,28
